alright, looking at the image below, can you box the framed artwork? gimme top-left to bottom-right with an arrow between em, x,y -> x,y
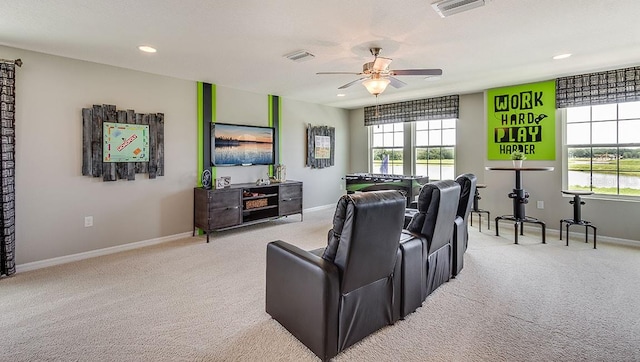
216,176 -> 231,189
306,124 -> 335,168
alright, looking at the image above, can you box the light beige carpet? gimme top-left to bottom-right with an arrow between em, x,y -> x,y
1,208 -> 640,361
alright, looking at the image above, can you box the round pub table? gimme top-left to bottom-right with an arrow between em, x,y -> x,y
485,166 -> 554,244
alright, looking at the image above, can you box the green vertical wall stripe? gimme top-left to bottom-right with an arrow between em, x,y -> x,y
268,95 -> 281,176
210,84 -> 217,180
197,82 -> 217,182
197,82 -> 204,186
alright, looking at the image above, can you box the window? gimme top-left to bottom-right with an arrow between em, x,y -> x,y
414,119 -> 456,180
369,119 -> 457,179
565,101 -> 640,196
371,123 -> 404,175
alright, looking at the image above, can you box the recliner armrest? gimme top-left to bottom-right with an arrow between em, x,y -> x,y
266,240 -> 340,360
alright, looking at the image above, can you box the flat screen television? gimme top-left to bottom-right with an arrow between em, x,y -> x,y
211,122 -> 275,166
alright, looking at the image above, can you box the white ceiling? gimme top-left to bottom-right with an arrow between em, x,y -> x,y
2,0 -> 640,109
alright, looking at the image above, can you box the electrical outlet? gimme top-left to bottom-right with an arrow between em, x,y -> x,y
84,216 -> 93,227
536,201 -> 544,209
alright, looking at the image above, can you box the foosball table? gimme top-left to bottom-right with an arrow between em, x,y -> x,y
344,173 -> 429,207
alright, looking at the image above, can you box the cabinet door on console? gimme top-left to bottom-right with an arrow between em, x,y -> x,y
279,183 -> 303,216
194,187 -> 242,231
209,188 -> 242,229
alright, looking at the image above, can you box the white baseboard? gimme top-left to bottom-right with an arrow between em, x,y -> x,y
304,204 -> 334,213
16,232 -> 193,273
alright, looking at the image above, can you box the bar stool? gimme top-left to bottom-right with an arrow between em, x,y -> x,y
559,190 -> 597,249
470,184 -> 490,232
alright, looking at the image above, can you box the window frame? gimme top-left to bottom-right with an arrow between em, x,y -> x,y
368,119 -> 457,180
562,103 -> 640,201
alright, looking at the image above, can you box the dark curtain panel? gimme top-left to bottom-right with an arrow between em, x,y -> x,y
1,61 -> 17,277
364,95 -> 459,126
556,66 -> 640,108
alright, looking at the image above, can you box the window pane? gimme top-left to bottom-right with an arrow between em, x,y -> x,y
442,147 -> 455,180
416,131 -> 428,146
567,147 -> 591,190
592,121 -> 616,144
620,147 -> 640,171
592,104 -> 616,121
372,133 -> 383,147
416,121 -> 428,131
619,172 -> 640,196
443,129 -> 456,145
566,123 -> 590,145
619,120 -> 640,144
592,147 -> 618,194
567,106 -> 590,123
372,148 -> 403,175
382,124 -> 394,132
442,119 -> 456,128
383,133 -> 394,147
428,120 -> 441,129
429,130 -> 442,145
394,132 -> 404,147
618,101 -> 640,119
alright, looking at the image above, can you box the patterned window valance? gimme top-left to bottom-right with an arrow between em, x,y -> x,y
556,66 -> 640,108
364,95 -> 459,126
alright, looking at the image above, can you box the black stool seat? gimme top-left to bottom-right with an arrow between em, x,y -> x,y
470,184 -> 490,232
560,190 -> 597,249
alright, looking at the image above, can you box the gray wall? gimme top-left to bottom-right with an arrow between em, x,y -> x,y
6,45 -> 350,265
349,92 -> 640,242
7,46 -> 196,265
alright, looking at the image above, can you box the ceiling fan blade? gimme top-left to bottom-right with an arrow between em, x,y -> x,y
389,77 -> 407,89
390,69 -> 443,76
372,57 -> 392,72
316,71 -> 362,75
338,77 -> 369,89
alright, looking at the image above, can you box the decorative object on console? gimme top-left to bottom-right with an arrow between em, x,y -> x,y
256,176 -> 270,186
82,104 -> 164,181
274,164 -> 286,182
511,150 -> 526,168
215,176 -> 232,189
201,169 -> 212,189
306,124 -> 335,169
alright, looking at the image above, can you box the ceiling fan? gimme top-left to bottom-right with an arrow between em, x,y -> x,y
317,47 -> 443,97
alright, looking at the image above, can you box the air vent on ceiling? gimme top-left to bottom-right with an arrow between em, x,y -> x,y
284,50 -> 315,62
431,0 -> 485,18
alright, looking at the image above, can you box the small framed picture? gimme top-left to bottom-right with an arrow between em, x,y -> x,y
216,176 -> 231,189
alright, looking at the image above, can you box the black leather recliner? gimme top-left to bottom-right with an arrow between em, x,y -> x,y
452,173 -> 477,277
265,190 -> 406,361
401,180 -> 461,314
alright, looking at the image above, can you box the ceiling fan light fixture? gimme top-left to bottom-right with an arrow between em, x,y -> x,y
431,0 -> 485,18
363,77 -> 390,96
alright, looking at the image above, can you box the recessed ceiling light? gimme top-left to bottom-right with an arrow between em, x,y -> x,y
337,93 -> 346,97
553,53 -> 571,60
138,45 -> 157,53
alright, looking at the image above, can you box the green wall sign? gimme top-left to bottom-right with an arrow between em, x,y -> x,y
487,80 -> 556,160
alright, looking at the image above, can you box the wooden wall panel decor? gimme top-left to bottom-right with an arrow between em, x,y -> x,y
306,124 -> 335,169
81,104 -> 164,181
